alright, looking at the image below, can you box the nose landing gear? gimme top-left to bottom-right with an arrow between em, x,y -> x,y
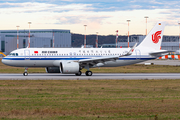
23,67 -> 28,76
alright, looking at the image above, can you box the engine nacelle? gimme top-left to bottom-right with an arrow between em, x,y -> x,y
60,61 -> 79,74
45,67 -> 60,73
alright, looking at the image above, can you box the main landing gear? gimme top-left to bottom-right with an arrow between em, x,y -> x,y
23,67 -> 28,76
75,64 -> 93,76
75,71 -> 82,76
75,70 -> 93,76
85,71 -> 92,76
84,65 -> 93,76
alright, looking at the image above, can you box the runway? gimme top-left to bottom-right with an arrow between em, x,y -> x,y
0,73 -> 180,80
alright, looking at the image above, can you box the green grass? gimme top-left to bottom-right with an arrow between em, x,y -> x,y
0,80 -> 180,119
1,59 -> 180,120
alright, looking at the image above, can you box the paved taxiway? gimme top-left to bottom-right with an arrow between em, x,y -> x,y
139,60 -> 180,66
0,73 -> 180,80
0,60 -> 180,80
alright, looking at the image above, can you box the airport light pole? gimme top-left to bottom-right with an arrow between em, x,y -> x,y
179,22 -> 180,53
96,32 -> 98,48
53,32 -> 55,48
84,25 -> 87,48
116,30 -> 118,48
16,26 -> 20,49
144,16 -> 149,35
28,22 -> 31,48
127,20 -> 131,48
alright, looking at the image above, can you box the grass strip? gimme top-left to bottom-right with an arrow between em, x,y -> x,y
0,79 -> 180,119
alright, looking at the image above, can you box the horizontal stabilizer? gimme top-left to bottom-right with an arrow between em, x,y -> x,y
149,50 -> 174,56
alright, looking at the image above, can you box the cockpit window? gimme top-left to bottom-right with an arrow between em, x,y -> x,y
8,53 -> 18,56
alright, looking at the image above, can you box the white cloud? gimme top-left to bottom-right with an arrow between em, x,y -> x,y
131,5 -> 142,9
0,1 -> 180,35
0,2 -> 94,14
149,0 -> 163,5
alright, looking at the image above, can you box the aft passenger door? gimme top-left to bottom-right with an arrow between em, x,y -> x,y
24,50 -> 30,60
135,49 -> 141,60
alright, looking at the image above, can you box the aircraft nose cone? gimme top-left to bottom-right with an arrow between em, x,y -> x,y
1,57 -> 9,65
1,57 -> 15,66
1,58 -> 6,64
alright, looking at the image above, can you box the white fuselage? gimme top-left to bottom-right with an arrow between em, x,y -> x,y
2,47 -> 155,68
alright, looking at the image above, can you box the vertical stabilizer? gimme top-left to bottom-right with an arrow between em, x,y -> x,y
137,22 -> 166,51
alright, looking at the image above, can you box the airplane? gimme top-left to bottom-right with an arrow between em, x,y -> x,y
1,21 -> 172,76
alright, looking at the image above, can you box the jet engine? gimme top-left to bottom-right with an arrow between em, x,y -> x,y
60,61 -> 79,74
45,67 -> 60,73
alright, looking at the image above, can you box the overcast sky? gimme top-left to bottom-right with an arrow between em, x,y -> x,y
0,0 -> 180,35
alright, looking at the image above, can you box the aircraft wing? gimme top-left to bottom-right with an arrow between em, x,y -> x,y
78,43 -> 137,66
149,50 -> 174,56
78,55 -> 120,65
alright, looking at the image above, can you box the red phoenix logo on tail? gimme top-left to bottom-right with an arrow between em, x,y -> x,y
152,31 -> 162,44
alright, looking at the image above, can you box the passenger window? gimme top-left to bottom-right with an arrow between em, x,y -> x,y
16,53 -> 18,56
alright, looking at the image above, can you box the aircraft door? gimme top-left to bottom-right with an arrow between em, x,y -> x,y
24,50 -> 30,60
135,49 -> 141,60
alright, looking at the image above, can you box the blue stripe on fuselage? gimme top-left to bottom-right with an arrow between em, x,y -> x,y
2,56 -> 155,61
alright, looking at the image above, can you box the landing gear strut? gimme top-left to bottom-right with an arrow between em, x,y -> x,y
84,64 -> 93,76
23,67 -> 28,76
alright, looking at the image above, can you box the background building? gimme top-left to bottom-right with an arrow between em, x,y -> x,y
0,29 -> 71,55
118,35 -> 180,53
1,30 -> 180,56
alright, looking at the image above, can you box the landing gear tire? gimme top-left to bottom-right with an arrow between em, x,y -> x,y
75,71 -> 82,76
23,72 -> 28,76
85,71 -> 92,76
23,67 -> 28,76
